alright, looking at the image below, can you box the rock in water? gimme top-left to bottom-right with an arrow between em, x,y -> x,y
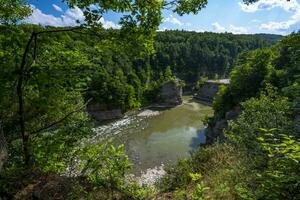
157,80 -> 183,107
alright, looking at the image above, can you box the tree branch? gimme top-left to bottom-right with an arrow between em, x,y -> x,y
35,27 -> 82,35
30,99 -> 92,135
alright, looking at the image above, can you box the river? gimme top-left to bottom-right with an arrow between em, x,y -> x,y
93,96 -> 213,178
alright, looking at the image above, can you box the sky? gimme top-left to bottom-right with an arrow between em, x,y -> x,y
26,0 -> 300,35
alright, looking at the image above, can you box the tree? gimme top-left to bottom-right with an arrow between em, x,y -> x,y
256,129 -> 300,199
226,87 -> 291,150
213,49 -> 273,118
0,0 -> 32,24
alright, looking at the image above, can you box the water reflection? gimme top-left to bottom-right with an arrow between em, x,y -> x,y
189,128 -> 207,149
94,96 -> 213,175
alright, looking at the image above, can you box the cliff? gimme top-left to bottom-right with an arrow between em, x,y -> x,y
206,105 -> 241,144
156,80 -> 183,108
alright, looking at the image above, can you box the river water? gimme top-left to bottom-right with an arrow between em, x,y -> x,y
93,96 -> 213,177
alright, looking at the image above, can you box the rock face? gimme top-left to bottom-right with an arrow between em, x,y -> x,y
206,105 -> 241,144
157,80 -> 182,107
86,103 -> 123,121
194,79 -> 230,103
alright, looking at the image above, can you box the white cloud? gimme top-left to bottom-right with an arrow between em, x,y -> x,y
239,0 -> 300,32
65,6 -> 85,22
212,22 -> 226,32
260,9 -> 300,31
239,0 -> 300,13
164,15 -> 183,26
99,18 -> 121,29
212,22 -> 248,34
24,4 -> 120,29
25,5 -> 64,26
52,4 -> 63,13
228,25 -> 248,34
260,21 -> 290,30
163,15 -> 191,26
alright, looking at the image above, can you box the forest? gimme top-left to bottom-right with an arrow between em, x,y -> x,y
0,0 -> 299,200
1,25 -> 281,112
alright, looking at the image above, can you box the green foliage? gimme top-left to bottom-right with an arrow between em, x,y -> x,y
213,33 -> 300,119
86,63 -> 178,111
31,117 -> 93,173
212,85 -> 233,119
0,0 -> 32,24
160,159 -> 194,191
152,31 -> 279,85
160,143 -> 255,199
213,49 -> 273,118
75,140 -> 157,199
256,129 -> 300,199
77,142 -> 131,191
194,76 -> 208,90
226,87 -> 291,150
63,0 -> 211,56
282,81 -> 300,113
86,68 -> 142,111
190,173 -> 209,200
209,32 -> 300,199
173,0 -> 208,16
0,0 -> 296,199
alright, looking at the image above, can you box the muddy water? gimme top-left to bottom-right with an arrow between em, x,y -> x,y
93,96 -> 213,176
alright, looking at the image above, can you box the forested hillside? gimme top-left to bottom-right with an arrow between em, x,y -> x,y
0,25 -> 280,112
146,31 -> 281,83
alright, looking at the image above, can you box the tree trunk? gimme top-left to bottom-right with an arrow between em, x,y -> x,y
17,32 -> 35,165
0,123 -> 8,172
16,28 -> 82,165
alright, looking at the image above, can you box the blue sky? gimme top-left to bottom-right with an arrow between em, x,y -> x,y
26,0 -> 300,35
